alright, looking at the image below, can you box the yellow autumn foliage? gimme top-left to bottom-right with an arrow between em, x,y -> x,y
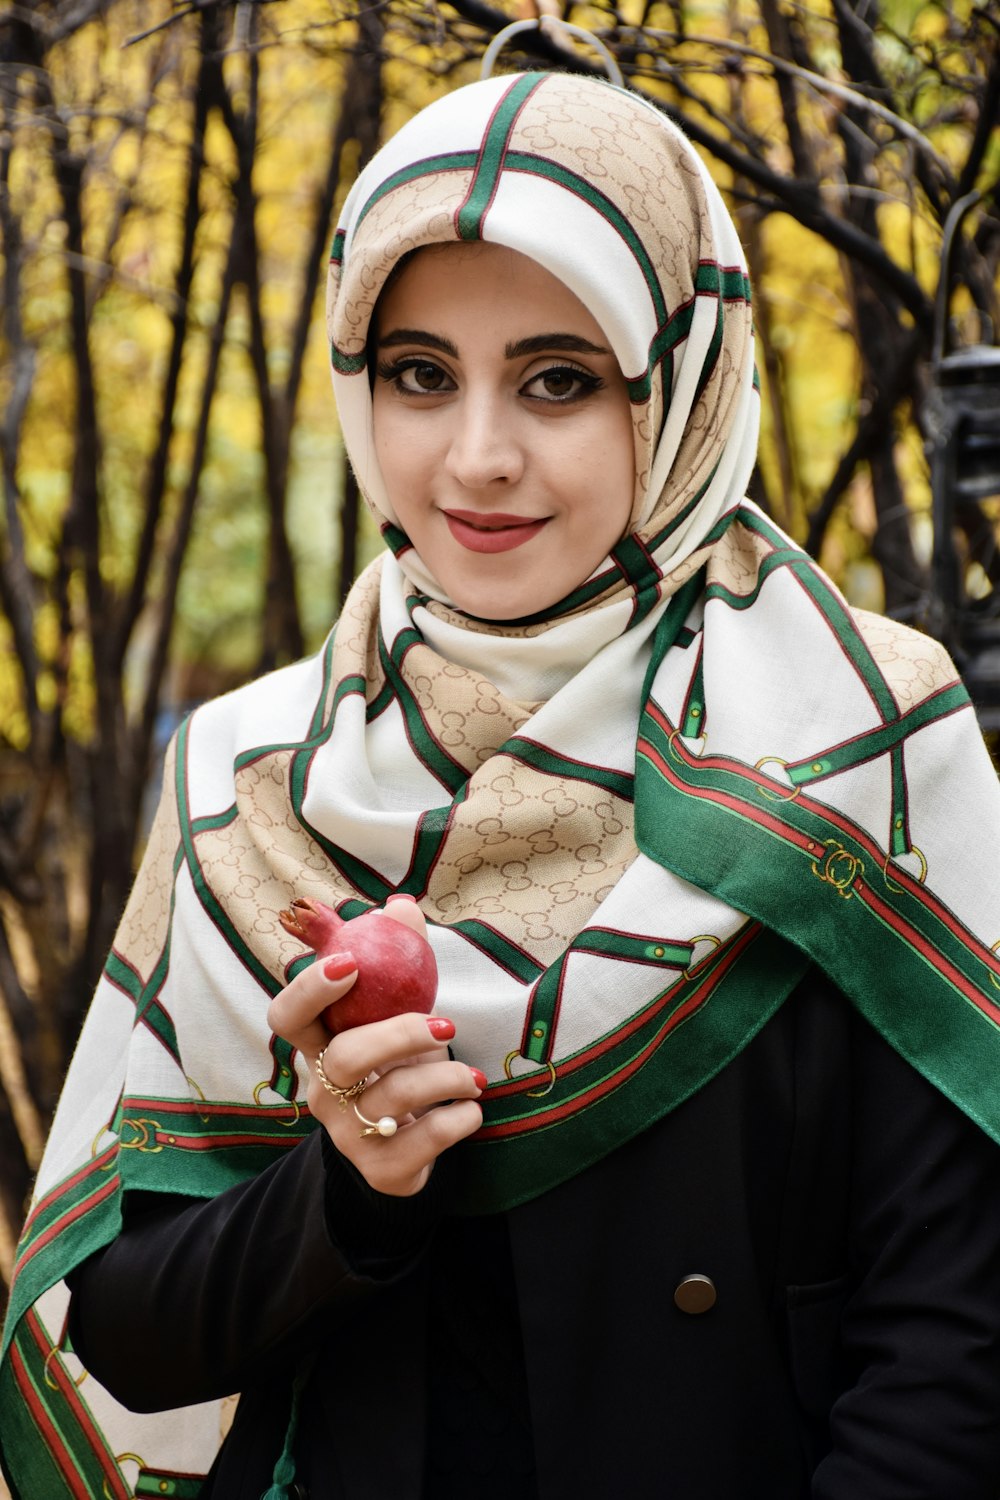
0,0 -> 995,743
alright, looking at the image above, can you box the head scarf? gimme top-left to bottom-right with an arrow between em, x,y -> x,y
4,68 -> 1000,1498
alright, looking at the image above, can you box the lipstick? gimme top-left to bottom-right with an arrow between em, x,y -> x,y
442,509 -> 549,555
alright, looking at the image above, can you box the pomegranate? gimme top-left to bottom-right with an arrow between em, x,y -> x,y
279,895 -> 437,1033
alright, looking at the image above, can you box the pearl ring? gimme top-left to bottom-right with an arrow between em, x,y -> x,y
354,1102 -> 398,1139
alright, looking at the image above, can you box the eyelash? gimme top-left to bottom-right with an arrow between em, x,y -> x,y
375,357 -> 604,404
525,365 -> 604,403
375,358 -> 450,395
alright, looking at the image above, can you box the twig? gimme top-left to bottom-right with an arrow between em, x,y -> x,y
635,27 -> 954,173
804,328 -> 922,558
122,5 -> 200,49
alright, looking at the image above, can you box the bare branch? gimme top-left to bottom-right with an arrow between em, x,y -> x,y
957,37 -> 1000,199
136,232 -> 240,786
640,27 -> 954,173
111,19 -> 217,674
757,0 -> 822,181
0,133 -> 41,724
804,327 -> 922,558
121,5 -> 200,50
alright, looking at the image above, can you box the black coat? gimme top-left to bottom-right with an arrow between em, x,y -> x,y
68,970 -> 1000,1498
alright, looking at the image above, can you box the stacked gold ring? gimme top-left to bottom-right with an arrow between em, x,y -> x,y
314,1047 -> 369,1107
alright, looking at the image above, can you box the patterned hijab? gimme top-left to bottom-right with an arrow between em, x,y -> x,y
4,69 -> 1000,1499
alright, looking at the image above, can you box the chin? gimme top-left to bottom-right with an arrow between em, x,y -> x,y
449,588 -> 555,623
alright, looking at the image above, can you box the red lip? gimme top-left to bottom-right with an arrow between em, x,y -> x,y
442,509 -> 549,555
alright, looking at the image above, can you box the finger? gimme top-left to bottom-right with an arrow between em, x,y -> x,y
380,893 -> 427,939
318,1012 -> 457,1087
350,1059 -> 486,1122
266,954 -> 358,1056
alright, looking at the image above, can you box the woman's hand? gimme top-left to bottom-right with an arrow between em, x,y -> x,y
267,910 -> 484,1197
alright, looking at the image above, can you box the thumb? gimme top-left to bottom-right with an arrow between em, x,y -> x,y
381,893 -> 427,940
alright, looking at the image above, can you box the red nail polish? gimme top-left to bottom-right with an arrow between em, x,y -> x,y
427,1017 -> 455,1040
469,1067 -> 487,1091
324,952 -> 357,980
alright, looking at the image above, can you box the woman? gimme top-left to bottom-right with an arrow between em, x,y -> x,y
4,66 -> 1000,1500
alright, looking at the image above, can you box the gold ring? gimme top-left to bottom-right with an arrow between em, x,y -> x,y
45,1342 -> 88,1391
185,1074 -> 211,1124
252,1080 -> 301,1126
90,1126 -> 116,1167
684,933 -> 721,977
42,1346 -> 62,1392
754,756 -> 800,802
106,1459 -> 146,1500
314,1049 -> 369,1107
503,1051 -> 558,1098
990,940 -> 1000,994
881,844 -> 927,893
354,1102 -> 398,1139
667,727 -> 707,763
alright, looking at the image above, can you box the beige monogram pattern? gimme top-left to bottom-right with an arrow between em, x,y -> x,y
328,554 -> 385,704
400,643 -> 536,770
193,660 -> 632,975
423,758 -> 634,965
853,608 -> 960,711
115,737 -> 181,979
328,171 -> 470,358
707,518 -> 774,596
194,752 -> 335,983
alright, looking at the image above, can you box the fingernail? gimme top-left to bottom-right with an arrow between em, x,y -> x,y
324,952 -> 357,980
427,1017 -> 455,1040
469,1067 -> 487,1091
386,893 -> 417,905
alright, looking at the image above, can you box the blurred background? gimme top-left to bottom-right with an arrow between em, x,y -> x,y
0,0 -> 997,1319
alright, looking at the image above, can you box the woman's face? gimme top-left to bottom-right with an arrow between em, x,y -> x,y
372,243 -> 635,621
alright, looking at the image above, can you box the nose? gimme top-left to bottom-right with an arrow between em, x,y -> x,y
443,388 -> 525,489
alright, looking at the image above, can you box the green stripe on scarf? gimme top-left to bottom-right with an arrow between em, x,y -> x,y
635,705 -> 1000,1143
458,923 -> 808,1212
456,75 -> 545,239
0,1323 -> 128,1500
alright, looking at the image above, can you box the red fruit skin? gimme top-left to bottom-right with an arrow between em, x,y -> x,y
279,899 -> 437,1033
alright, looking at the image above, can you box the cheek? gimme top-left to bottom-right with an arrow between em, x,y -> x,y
612,411 -> 640,536
374,402 -> 438,488
372,398 -> 390,472
372,403 -> 412,503
589,409 -> 637,537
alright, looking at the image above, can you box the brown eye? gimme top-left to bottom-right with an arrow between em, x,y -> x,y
541,370 -> 577,398
402,362 -> 449,392
522,365 -> 601,403
376,357 -> 455,395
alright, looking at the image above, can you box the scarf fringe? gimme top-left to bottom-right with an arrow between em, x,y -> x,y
260,1360 -> 313,1500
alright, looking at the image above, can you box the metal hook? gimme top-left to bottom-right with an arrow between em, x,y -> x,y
481,18 -> 624,88
932,190 -> 982,370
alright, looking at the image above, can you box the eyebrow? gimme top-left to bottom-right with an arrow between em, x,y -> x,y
506,333 -> 611,358
378,329 -> 459,357
377,329 -> 611,359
